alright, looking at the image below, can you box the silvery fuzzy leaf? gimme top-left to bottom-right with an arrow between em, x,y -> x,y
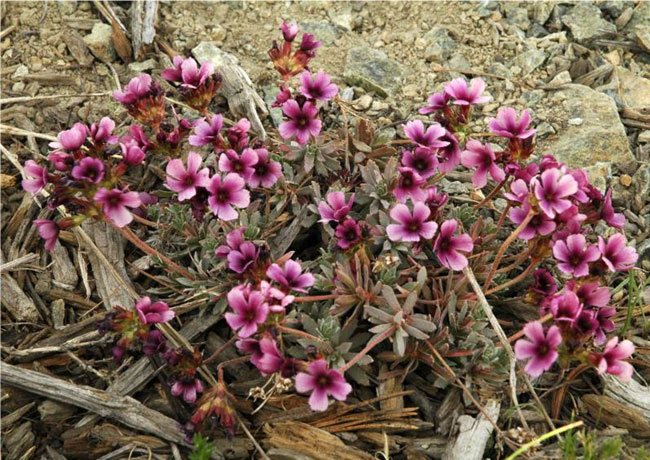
403,291 -> 418,315
410,316 -> 437,332
381,285 -> 401,312
403,323 -> 430,340
369,323 -> 392,334
394,327 -> 408,356
417,266 -> 427,288
365,305 -> 394,323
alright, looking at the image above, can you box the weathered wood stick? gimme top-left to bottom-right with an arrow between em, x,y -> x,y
446,399 -> 501,460
0,361 -> 187,445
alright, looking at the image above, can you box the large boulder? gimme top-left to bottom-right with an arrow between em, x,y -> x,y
344,47 -> 409,98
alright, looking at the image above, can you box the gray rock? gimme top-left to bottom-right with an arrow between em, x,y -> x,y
550,84 -> 635,173
344,47 -> 409,98
505,7 -> 531,31
536,121 -> 555,138
339,87 -> 354,101
192,42 -> 239,66
83,23 -> 115,63
533,2 -> 553,25
328,9 -> 353,31
128,58 -> 157,74
509,48 -> 546,76
614,67 -> 650,111
638,131 -> 650,143
262,86 -> 283,127
299,21 -> 340,45
51,299 -> 66,329
625,1 -> 650,31
636,24 -> 650,52
547,70 -> 572,87
446,53 -> 471,78
423,27 -> 458,62
599,1 -> 631,18
583,162 -> 611,191
522,89 -> 544,107
527,23 -> 549,38
561,3 -> 617,41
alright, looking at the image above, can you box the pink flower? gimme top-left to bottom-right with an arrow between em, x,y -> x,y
419,92 -> 451,115
573,310 -> 599,338
436,130 -> 461,173
403,120 -> 448,150
393,167 -> 427,203
593,307 -> 616,345
161,55 -> 185,83
247,148 -> 282,188
207,173 -> 250,221
135,296 -> 175,324
531,268 -> 557,297
300,33 -> 322,56
94,187 -> 142,227
318,191 -> 355,223
121,144 -> 146,166
569,281 -> 610,307
34,219 -> 59,251
514,321 -> 561,378
48,152 -> 72,172
553,234 -> 600,277
228,242 -> 260,274
256,338 -> 286,375
598,234 -> 638,272
215,227 -> 246,256
162,56 -> 214,89
120,125 -> 150,152
189,115 -> 224,147
279,100 -> 322,145
295,360 -> 352,411
433,219 -> 473,270
49,123 -> 88,151
424,186 -> 448,211
460,139 -> 505,188
227,119 -> 251,150
386,202 -> 438,243
600,189 -> 625,229
504,179 -> 530,203
444,77 -> 491,105
143,330 -> 167,356
225,286 -> 268,338
260,281 -> 294,314
509,202 -> 556,240
299,71 -> 338,101
272,85 -> 292,108
533,168 -> 578,218
266,260 -> 315,293
281,21 -> 300,42
71,157 -> 105,184
113,74 -> 153,104
549,291 -> 581,323
401,148 -> 438,179
236,338 -> 263,367
335,218 -> 362,249
171,378 -> 204,403
594,337 -> 635,382
488,107 -> 535,139
90,117 -> 117,144
166,151 -> 211,201
218,148 -> 258,179
22,160 -> 48,194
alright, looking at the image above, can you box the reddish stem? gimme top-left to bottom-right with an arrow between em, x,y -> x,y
204,335 -> 238,364
277,325 -> 333,353
293,294 -> 338,303
339,325 -> 396,373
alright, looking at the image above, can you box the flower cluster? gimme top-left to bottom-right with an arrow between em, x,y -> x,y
161,56 -> 222,113
268,21 -> 322,81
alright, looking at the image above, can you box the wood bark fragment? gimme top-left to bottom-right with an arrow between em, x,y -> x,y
0,362 -> 188,445
63,32 -> 95,67
581,394 -> 650,438
603,375 -> 650,421
1,273 -> 41,322
50,244 -> 79,290
445,399 -> 501,460
131,0 -> 159,60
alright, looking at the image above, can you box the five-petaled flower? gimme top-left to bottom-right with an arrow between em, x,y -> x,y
295,359 -> 352,411
318,191 -> 355,223
433,219 -> 473,270
166,152 -> 211,201
279,100 -> 322,145
552,234 -> 600,277
403,120 -> 448,150
135,296 -> 175,325
444,77 -> 491,105
598,234 -> 638,272
386,202 -> 438,243
299,71 -> 338,101
533,168 -> 578,218
207,173 -> 250,221
488,107 -> 535,139
266,260 -> 315,293
460,139 -> 505,188
593,337 -> 635,382
225,286 -> 269,338
514,321 -> 562,378
94,187 -> 142,227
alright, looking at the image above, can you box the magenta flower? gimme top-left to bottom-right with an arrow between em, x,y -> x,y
89,117 -> 117,144
318,191 -> 355,223
532,268 -> 558,297
236,338 -> 263,367
300,33 -> 322,55
228,242 -> 260,274
162,56 -> 214,89
279,100 -> 322,145
533,168 -> 578,218
266,260 -> 315,293
553,234 -> 600,277
569,281 -> 610,307
215,227 -> 246,257
189,114 -> 224,147
22,160 -> 48,194
256,338 -> 286,375
598,234 -> 638,272
460,139 -> 505,188
171,378 -> 204,404
600,189 -> 625,229
49,122 -> 88,151
247,148 -> 282,188
260,281 -> 294,314
509,202 -> 556,240
113,74 -> 153,104
503,179 -> 530,203
71,157 -> 105,184
225,286 -> 269,338
335,218 -> 362,249
436,130 -> 461,173
272,85 -> 292,108
299,71 -> 338,101
48,151 -> 72,172
120,125 -> 150,153
594,307 -> 616,345
403,120 -> 448,150
401,148 -> 438,180
34,219 -> 59,251
166,151 -> 211,201
393,167 -> 427,203
121,144 -> 146,166
386,202 -> 438,243
514,321 -> 561,378
424,186 -> 448,211
281,21 -> 299,42
161,55 -> 185,83
218,148 -> 258,179
135,296 -> 175,325
594,337 -> 635,382
550,291 -> 581,323
207,173 -> 250,221
434,220 -> 473,270
419,92 -> 451,115
143,330 -> 167,356
444,77 -> 491,105
227,118 -> 251,150
488,107 -> 535,139
295,360 -> 352,411
94,187 -> 142,227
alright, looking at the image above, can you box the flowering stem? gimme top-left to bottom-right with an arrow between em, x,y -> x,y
473,179 -> 507,210
484,261 -> 538,296
339,325 -> 396,373
113,224 -> 196,281
276,325 -> 333,353
204,335 -> 238,364
482,208 -> 536,290
293,294 -> 337,303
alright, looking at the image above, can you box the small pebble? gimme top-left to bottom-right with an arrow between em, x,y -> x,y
619,175 -> 632,187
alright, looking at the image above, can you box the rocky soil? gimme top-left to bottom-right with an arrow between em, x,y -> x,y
2,1 -> 650,459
